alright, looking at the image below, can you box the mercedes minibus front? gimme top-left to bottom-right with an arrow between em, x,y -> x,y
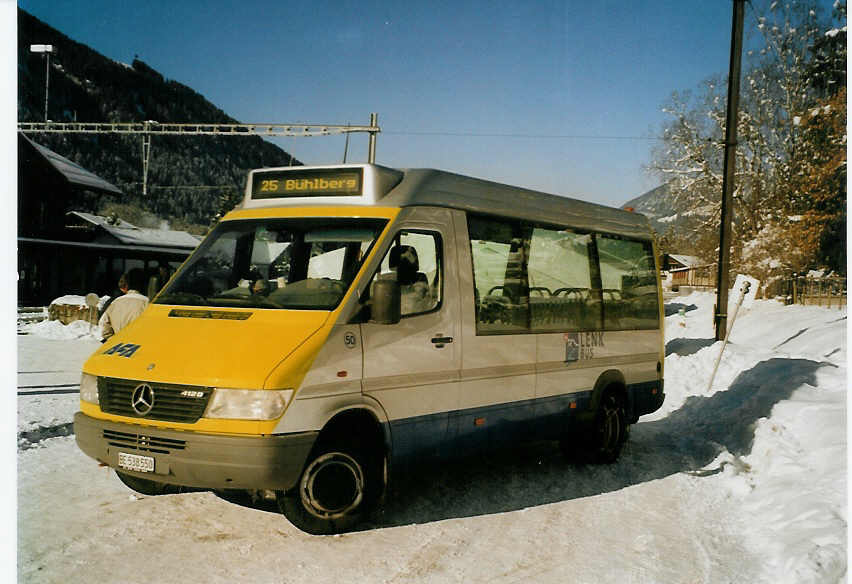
74,165 -> 402,531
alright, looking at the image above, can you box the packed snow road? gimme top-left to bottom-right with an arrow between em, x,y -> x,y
16,293 -> 846,583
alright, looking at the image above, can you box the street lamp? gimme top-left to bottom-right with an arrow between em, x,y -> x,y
30,44 -> 55,122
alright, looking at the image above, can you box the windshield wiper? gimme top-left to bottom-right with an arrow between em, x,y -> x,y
154,291 -> 209,306
207,294 -> 283,309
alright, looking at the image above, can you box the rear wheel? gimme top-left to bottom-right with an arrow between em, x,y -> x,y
278,442 -> 383,535
589,391 -> 628,463
561,390 -> 628,464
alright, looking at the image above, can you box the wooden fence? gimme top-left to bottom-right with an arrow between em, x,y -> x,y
669,265 -> 716,290
784,276 -> 847,308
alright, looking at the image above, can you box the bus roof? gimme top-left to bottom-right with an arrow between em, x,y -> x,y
243,164 -> 652,240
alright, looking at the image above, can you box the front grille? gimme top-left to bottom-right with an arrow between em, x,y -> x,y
103,428 -> 187,454
99,377 -> 212,423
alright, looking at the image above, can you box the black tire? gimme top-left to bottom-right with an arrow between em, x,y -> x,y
589,392 -> 628,463
278,442 -> 384,535
561,391 -> 628,464
115,470 -> 180,495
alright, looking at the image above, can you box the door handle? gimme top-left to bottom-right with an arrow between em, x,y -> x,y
430,335 -> 453,348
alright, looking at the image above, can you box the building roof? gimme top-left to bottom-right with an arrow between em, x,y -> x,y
667,254 -> 706,268
68,211 -> 200,249
19,237 -> 195,257
19,133 -> 122,195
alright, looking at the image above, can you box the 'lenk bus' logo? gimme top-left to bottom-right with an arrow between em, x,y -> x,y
564,332 -> 605,363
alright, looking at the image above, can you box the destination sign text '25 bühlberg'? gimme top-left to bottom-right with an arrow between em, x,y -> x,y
251,168 -> 363,199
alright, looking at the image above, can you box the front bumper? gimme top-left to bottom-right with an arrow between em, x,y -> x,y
74,412 -> 317,491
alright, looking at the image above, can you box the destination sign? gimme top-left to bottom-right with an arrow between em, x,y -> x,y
251,168 -> 363,199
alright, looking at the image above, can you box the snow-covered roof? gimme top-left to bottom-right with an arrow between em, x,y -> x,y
70,211 -> 136,230
68,211 -> 200,249
668,254 -> 705,268
116,226 -> 200,248
20,133 -> 122,195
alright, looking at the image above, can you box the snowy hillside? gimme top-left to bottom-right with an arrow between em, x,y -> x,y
621,182 -> 684,234
16,292 -> 846,583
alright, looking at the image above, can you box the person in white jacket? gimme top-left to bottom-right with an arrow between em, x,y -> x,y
99,268 -> 149,341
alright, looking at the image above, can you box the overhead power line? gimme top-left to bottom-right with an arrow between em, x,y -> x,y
382,130 -> 663,141
17,113 -> 381,196
17,121 -> 378,137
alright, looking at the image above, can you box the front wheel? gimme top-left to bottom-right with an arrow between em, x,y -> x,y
278,444 -> 383,535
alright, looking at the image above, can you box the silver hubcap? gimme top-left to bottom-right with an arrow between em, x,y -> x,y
300,452 -> 364,520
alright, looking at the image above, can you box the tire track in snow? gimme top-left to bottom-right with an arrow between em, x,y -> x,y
18,423 -> 75,450
18,385 -> 80,395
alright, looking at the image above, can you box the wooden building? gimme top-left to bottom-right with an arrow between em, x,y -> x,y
662,254 -> 715,289
18,133 -> 199,305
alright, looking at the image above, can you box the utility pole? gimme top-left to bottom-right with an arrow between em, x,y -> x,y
30,44 -> 55,121
141,121 -> 153,196
342,122 -> 351,163
714,0 -> 745,341
368,112 -> 378,163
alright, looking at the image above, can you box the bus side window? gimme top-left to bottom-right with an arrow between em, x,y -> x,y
597,236 -> 659,330
468,215 -> 530,333
528,227 -> 597,331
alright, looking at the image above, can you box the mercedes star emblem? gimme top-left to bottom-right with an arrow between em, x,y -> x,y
131,383 -> 155,416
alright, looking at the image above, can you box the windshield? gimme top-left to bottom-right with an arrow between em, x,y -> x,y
155,217 -> 388,310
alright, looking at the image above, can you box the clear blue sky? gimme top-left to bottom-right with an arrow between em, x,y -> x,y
15,1 -> 836,206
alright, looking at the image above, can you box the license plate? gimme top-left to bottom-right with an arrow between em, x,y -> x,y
118,452 -> 155,473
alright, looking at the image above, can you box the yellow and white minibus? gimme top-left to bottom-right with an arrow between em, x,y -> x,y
75,164 -> 665,534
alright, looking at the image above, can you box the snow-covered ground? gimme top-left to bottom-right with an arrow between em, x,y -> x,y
14,292 -> 847,583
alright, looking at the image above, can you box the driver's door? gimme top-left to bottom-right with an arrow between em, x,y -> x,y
360,208 -> 461,464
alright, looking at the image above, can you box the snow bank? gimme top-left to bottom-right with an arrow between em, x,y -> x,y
19,318 -> 102,341
14,290 -> 846,583
662,291 -> 846,583
733,367 -> 846,582
50,294 -> 110,310
50,294 -> 90,308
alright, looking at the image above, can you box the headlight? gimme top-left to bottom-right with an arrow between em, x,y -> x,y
203,389 -> 293,420
80,373 -> 99,404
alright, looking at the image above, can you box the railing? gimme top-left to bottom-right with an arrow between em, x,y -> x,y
783,276 -> 847,308
17,121 -> 379,137
17,306 -> 47,324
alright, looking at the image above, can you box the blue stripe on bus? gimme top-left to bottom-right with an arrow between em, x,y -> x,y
385,380 -> 663,466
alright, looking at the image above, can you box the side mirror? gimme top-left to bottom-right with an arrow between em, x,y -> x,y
146,275 -> 159,299
370,278 -> 401,325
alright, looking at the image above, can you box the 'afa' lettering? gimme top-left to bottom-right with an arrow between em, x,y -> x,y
103,343 -> 142,358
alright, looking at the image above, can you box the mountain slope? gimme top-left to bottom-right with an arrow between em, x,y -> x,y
622,183 -> 678,233
18,9 -> 301,228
